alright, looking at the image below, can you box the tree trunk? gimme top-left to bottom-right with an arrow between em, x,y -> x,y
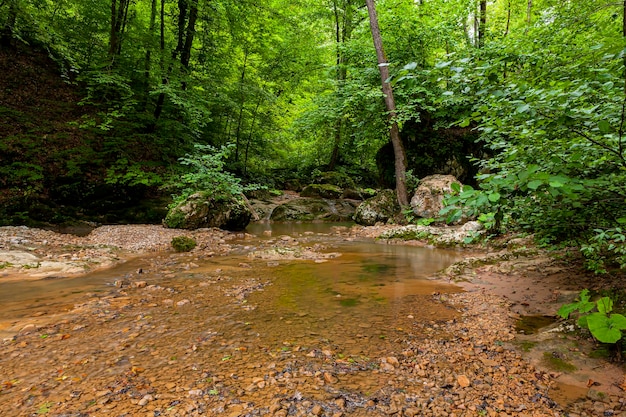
180,0 -> 198,90
365,0 -> 409,208
1,0 -> 17,47
244,98 -> 262,176
143,0 -> 158,107
234,51 -> 249,162
329,0 -> 354,171
478,0 -> 486,48
504,0 -> 511,38
526,0 -> 532,31
109,0 -> 129,62
152,0 -> 167,122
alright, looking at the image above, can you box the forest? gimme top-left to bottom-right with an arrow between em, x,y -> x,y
2,0 -> 626,272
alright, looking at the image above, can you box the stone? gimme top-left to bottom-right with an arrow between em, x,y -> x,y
163,192 -> 252,231
410,174 -> 461,219
353,189 -> 400,226
18,324 -> 37,335
457,375 -> 471,388
300,184 -> 343,199
270,198 -> 357,222
138,394 -> 153,406
311,404 -> 323,416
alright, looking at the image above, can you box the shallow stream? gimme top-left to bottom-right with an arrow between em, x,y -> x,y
0,222 -> 463,342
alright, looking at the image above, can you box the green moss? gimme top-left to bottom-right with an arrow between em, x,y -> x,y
518,341 -> 537,352
171,236 -> 197,252
541,352 -> 577,372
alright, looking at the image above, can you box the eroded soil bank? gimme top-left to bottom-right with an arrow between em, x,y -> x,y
0,224 -> 624,417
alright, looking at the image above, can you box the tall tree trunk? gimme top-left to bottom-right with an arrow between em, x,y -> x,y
329,0 -> 354,171
244,98 -> 262,176
1,0 -> 17,47
180,0 -> 198,90
109,0 -> 129,63
153,0 -> 198,120
504,0 -> 511,38
234,51 -> 249,162
143,0 -> 158,108
478,0 -> 486,48
365,0 -> 409,208
152,0 -> 167,122
526,0 -> 532,32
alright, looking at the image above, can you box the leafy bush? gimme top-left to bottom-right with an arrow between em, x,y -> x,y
167,144 -> 262,208
171,236 -> 197,252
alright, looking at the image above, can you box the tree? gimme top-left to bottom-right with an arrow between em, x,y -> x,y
365,0 -> 409,207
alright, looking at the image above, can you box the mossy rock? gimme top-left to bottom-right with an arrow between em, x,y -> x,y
311,171 -> 357,190
353,189 -> 400,226
171,236 -> 197,252
163,192 -> 251,231
300,184 -> 343,199
270,198 -> 357,221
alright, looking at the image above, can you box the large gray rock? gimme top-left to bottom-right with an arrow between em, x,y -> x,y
164,192 -> 251,231
410,175 -> 461,219
353,189 -> 400,226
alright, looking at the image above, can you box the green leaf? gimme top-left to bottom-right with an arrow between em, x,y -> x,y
598,120 -> 611,133
596,297 -> 613,314
488,192 -> 501,202
516,104 -> 530,113
450,182 -> 461,193
587,313 -> 623,343
527,180 -> 543,190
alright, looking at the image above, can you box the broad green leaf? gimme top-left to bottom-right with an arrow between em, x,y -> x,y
609,313 -> 626,330
450,182 -> 461,193
516,104 -> 530,113
587,313 -> 623,343
527,180 -> 543,190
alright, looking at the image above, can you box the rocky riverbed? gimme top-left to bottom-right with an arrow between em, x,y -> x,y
0,224 -> 624,417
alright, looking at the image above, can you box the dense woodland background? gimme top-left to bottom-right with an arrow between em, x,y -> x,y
2,0 -> 626,271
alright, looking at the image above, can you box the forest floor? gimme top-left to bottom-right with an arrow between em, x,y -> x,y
0,224 -> 624,417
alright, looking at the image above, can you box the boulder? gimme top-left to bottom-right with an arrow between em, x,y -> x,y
300,184 -> 343,199
410,174 -> 461,219
311,171 -> 357,190
163,192 -> 251,231
269,198 -> 357,222
353,189 -> 400,226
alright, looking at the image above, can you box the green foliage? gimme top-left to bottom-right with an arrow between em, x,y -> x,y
581,226 -> 626,274
167,144 -> 262,208
558,290 -> 626,344
171,236 -> 197,252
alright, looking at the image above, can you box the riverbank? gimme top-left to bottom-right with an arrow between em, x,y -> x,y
0,224 -> 624,416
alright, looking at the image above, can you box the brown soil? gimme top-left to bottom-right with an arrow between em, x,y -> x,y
0,225 -> 624,417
